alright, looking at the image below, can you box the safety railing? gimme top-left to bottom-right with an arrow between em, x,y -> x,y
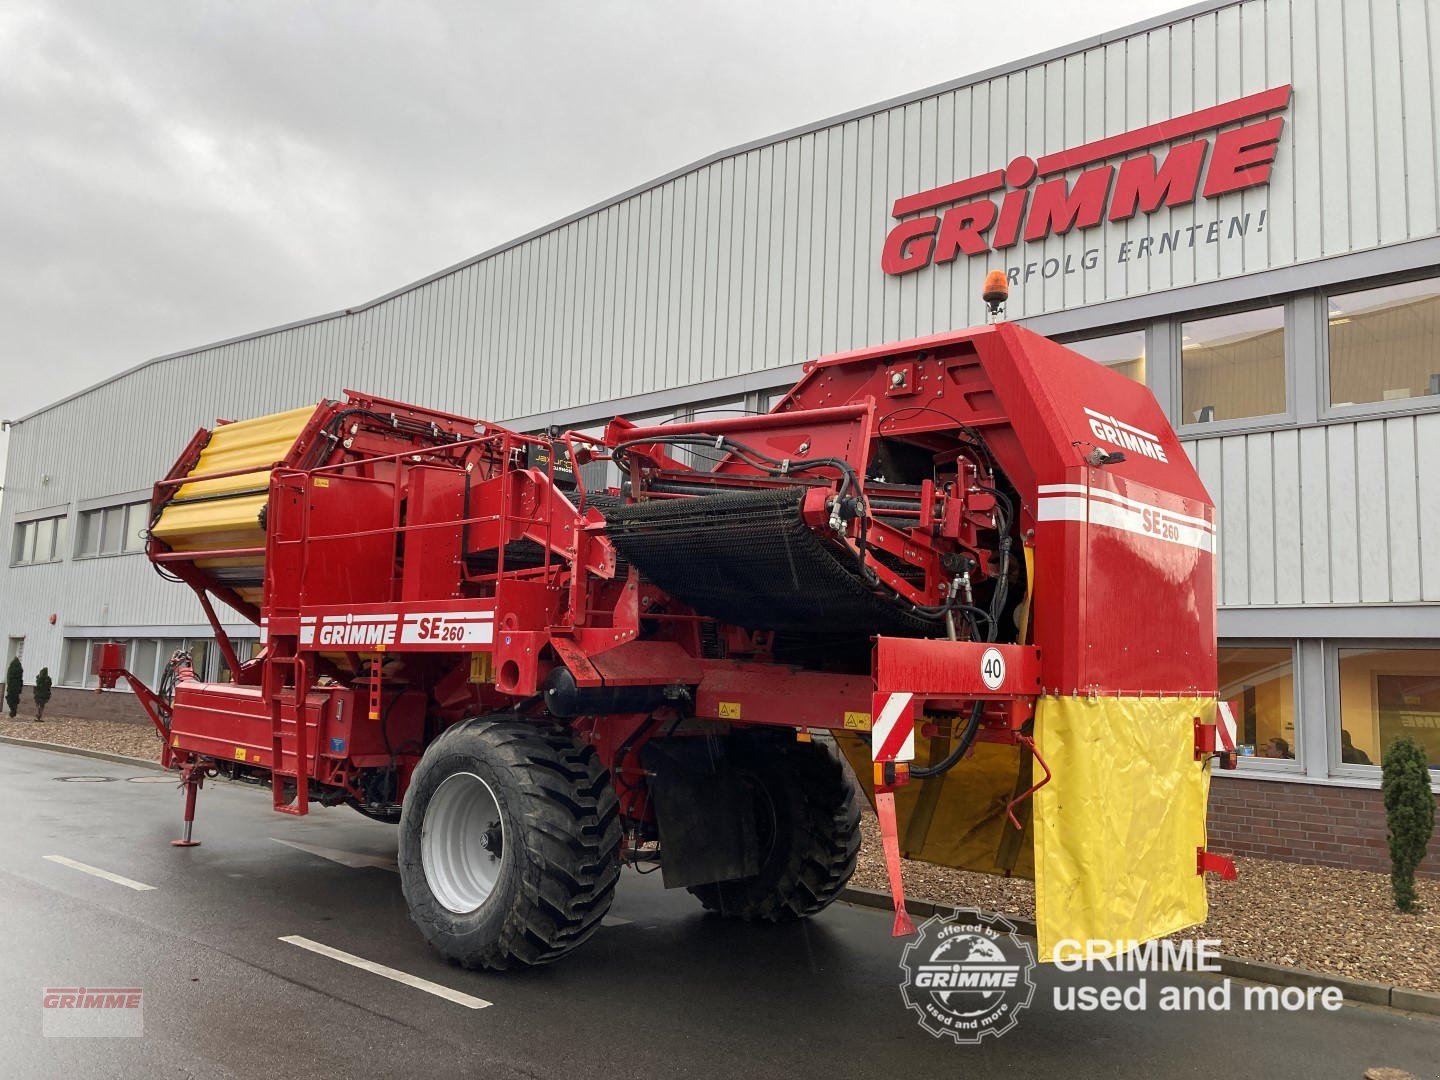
262,425 -> 592,598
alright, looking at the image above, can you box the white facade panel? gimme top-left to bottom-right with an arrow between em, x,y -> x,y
1193,415 -> 1440,609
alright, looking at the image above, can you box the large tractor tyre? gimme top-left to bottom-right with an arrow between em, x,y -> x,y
688,736 -> 861,922
398,715 -> 621,970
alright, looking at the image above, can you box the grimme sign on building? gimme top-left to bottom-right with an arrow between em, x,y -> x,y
881,85 -> 1291,282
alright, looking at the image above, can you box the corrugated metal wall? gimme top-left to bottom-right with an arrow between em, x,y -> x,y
1,0 -> 1437,658
1188,411 -> 1440,607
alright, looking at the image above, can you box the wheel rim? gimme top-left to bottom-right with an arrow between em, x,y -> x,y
421,771 -> 506,914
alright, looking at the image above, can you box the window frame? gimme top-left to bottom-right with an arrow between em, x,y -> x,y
1319,270 -> 1440,424
61,638 -> 102,689
1055,324 -> 1152,386
60,635 -> 260,692
677,395 -> 750,472
1326,639 -> 1440,787
10,511 -> 68,567
74,500 -> 149,560
1173,300 -> 1295,437
1218,638 -> 1305,776
11,520 -> 34,565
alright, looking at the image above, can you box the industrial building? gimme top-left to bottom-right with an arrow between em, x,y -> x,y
3,0 -> 1437,872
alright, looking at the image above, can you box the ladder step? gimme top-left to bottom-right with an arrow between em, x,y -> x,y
267,654 -> 310,816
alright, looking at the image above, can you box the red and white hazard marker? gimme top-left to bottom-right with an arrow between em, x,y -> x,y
871,691 -> 916,762
1216,700 -> 1239,753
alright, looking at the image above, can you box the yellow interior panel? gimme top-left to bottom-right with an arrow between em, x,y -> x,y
836,733 -> 1035,879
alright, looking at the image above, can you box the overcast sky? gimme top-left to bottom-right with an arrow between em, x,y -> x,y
0,0 -> 1180,445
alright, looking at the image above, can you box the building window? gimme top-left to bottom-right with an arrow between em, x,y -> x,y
11,514 -> 66,566
572,424 -> 621,495
77,500 -> 148,558
61,638 -> 100,689
683,398 -> 748,471
154,639 -> 186,683
63,637 -> 154,690
1328,277 -> 1440,408
1337,648 -> 1440,770
1065,330 -> 1147,384
1180,306 -> 1286,423
130,639 -> 159,687
60,635 -> 258,690
215,639 -> 260,682
1218,645 -> 1297,762
754,388 -> 788,412
190,639 -> 213,683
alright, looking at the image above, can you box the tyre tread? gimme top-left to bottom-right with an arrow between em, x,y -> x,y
687,737 -> 860,923
400,715 -> 621,970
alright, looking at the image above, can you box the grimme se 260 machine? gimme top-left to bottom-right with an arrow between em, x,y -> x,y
99,302 -> 1235,970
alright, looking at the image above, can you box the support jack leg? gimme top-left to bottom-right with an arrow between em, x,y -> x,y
875,788 -> 916,937
172,765 -> 203,848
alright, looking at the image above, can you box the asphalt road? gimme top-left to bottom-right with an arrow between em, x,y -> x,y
0,743 -> 1436,1080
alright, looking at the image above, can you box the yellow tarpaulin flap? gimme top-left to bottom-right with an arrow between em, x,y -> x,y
1033,695 -> 1212,962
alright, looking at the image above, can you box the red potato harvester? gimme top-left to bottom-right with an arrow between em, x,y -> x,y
98,285 -> 1236,970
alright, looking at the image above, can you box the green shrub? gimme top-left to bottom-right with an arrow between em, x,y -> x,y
1382,736 -> 1436,913
4,657 -> 21,719
33,667 -> 51,721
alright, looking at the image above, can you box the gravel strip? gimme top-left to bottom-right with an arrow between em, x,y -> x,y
7,720 -> 1436,993
852,810 -> 1440,994
0,716 -> 163,763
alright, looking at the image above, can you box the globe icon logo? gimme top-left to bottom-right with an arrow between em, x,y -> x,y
928,932 -> 1014,1017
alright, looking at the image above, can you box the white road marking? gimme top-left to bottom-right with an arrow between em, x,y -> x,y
43,855 -> 156,892
279,935 -> 491,1009
272,838 -> 398,872
601,914 -> 632,927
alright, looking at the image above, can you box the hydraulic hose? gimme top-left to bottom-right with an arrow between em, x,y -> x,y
909,698 -> 985,779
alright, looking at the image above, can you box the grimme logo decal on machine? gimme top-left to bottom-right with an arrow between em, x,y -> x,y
899,910 -> 1037,1043
298,611 -> 495,646
881,84 -> 1291,279
1083,407 -> 1168,462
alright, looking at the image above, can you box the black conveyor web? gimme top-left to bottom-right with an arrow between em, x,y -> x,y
600,486 -> 934,637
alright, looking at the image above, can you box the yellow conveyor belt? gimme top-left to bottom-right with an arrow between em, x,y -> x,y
150,405 -> 316,605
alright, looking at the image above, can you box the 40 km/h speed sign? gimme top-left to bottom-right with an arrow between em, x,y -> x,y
980,647 -> 1007,691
